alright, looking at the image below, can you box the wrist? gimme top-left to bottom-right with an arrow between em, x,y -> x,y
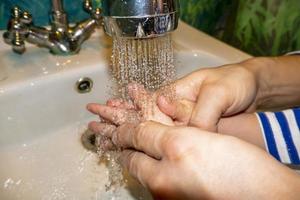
241,57 -> 275,109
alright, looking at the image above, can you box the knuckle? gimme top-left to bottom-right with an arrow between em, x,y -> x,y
190,69 -> 208,78
137,121 -> 152,131
111,129 -> 119,145
161,128 -> 189,160
206,83 -> 228,98
189,118 -> 211,130
126,152 -> 138,174
114,123 -> 132,146
132,130 -> 142,149
133,121 -> 160,149
133,122 -> 149,148
148,170 -> 167,192
135,121 -> 163,139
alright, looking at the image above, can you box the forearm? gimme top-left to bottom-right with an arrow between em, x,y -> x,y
218,114 -> 266,150
242,152 -> 300,200
244,56 -> 300,110
207,129 -> 300,200
219,108 -> 300,166
217,119 -> 300,199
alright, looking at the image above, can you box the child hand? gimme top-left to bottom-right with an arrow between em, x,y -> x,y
86,83 -> 175,151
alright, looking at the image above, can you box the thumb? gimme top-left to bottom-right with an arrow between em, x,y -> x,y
190,84 -> 228,132
157,95 -> 195,125
169,70 -> 208,101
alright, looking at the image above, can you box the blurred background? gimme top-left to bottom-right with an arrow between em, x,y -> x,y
0,0 -> 299,56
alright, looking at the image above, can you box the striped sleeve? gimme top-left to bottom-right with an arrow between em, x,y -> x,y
256,108 -> 300,165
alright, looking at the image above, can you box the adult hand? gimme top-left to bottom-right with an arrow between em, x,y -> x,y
113,121 -> 300,200
157,56 -> 300,131
156,59 -> 261,131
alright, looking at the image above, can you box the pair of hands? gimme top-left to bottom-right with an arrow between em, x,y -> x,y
87,58 -> 300,199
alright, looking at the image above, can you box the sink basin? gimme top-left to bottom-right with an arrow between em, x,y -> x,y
0,21 -> 251,200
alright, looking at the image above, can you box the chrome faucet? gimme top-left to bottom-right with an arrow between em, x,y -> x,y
3,0 -> 101,55
3,0 -> 180,55
102,0 -> 180,39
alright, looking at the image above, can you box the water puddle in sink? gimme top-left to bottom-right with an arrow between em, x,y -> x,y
0,123 -> 152,200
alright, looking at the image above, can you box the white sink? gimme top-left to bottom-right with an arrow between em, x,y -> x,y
0,21 -> 251,200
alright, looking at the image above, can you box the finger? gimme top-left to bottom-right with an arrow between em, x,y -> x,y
96,135 -> 116,152
88,121 -> 116,137
127,83 -> 174,125
106,99 -> 135,110
127,83 -> 152,111
112,121 -> 169,159
171,70 -> 207,101
87,103 -> 140,125
87,103 -> 127,124
157,96 -> 195,125
190,84 -> 227,132
102,139 -> 115,151
120,150 -> 159,187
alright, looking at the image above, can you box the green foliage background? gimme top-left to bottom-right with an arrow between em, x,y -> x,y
0,0 -> 299,56
180,0 -> 300,56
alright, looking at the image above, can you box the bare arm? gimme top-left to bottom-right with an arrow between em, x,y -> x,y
156,55 -> 300,131
114,121 -> 300,200
246,56 -> 300,110
218,113 -> 266,150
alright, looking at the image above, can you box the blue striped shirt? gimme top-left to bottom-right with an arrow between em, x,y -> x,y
256,108 -> 300,165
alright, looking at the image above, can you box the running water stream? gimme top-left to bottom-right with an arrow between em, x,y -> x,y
96,34 -> 176,191
110,34 -> 176,99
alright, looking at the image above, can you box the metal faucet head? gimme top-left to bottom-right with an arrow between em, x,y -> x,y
102,0 -> 180,39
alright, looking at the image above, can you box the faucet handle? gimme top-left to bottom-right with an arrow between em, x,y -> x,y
10,7 -> 32,27
3,31 -> 26,54
20,11 -> 33,25
83,0 -> 102,23
83,0 -> 93,13
3,7 -> 33,54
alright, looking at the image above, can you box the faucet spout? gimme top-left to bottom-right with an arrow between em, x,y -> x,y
52,0 -> 64,12
51,0 -> 68,33
3,0 -> 181,55
26,26 -> 77,55
102,0 -> 180,38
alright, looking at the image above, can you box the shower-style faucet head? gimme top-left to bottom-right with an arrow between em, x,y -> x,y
102,0 -> 180,38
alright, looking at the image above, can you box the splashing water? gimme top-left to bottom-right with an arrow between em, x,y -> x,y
96,34 -> 176,192
110,34 -> 176,99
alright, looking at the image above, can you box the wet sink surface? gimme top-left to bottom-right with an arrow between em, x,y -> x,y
0,22 -> 251,199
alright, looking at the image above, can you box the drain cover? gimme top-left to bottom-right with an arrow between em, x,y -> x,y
75,77 -> 93,94
81,129 -> 97,152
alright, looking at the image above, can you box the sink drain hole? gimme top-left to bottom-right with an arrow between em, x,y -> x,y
81,130 -> 97,152
76,77 -> 93,93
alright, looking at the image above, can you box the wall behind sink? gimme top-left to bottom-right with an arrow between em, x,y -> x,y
0,0 -> 299,56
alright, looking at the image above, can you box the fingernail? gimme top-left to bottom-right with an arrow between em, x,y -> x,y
86,104 -> 91,110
